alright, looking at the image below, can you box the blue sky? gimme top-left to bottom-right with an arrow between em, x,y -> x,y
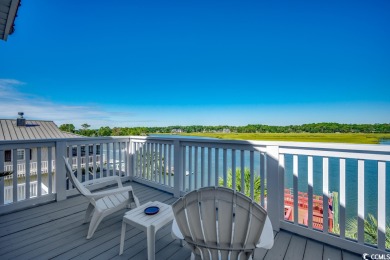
0,0 -> 389,128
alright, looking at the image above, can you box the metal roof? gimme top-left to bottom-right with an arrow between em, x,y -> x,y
0,0 -> 20,41
0,119 -> 81,140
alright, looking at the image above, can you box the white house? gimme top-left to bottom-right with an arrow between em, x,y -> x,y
0,113 -> 83,176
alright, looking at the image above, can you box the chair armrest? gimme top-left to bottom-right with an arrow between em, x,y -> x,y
85,185 -> 133,199
256,216 -> 274,249
82,176 -> 123,188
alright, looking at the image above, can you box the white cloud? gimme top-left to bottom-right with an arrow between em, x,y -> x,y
0,79 -> 138,128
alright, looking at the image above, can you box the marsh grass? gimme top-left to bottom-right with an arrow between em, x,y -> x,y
181,133 -> 390,144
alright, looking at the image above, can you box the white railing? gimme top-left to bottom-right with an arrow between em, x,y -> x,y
4,181 -> 48,204
0,136 -> 389,255
3,156 -> 101,178
130,136 -> 390,255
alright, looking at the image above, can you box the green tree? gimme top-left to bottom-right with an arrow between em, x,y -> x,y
81,123 -> 91,130
98,126 -> 112,136
345,214 -> 390,248
59,124 -> 75,133
218,168 -> 263,203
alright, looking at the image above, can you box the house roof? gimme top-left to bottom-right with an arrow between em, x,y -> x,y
0,119 -> 81,140
0,0 -> 21,41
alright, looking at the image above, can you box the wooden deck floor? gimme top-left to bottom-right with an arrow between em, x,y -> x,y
0,182 -> 361,260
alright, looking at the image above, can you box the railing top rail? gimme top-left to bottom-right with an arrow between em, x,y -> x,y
129,136 -> 390,153
0,136 -> 132,145
0,135 -> 389,154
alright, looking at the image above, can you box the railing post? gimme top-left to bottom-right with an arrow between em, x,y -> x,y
173,139 -> 183,198
266,145 -> 281,231
55,141 -> 67,201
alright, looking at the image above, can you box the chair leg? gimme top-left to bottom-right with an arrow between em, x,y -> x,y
87,211 -> 104,239
84,203 -> 95,223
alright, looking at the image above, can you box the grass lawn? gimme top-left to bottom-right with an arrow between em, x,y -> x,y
179,133 -> 390,144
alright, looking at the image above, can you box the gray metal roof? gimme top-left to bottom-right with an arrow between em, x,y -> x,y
0,0 -> 20,41
0,119 -> 81,140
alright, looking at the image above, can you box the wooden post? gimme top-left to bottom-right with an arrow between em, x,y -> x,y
55,141 -> 67,201
173,139 -> 183,198
266,145 -> 280,231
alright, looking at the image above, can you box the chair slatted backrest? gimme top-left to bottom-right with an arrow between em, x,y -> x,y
63,156 -> 91,196
172,187 -> 267,260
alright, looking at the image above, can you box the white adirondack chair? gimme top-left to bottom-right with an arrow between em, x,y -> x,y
171,186 -> 274,260
63,157 -> 140,239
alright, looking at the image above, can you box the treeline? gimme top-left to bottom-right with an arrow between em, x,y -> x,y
59,123 -> 390,137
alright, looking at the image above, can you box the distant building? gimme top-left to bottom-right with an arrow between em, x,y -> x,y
0,113 -> 82,177
222,128 -> 231,133
171,129 -> 183,134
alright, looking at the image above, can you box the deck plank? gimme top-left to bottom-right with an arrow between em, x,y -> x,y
284,234 -> 307,260
264,231 -> 292,260
303,240 -> 324,260
323,244 -> 342,260
0,181 -> 362,260
342,250 -> 362,260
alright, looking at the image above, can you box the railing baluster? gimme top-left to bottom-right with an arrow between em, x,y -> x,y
133,142 -> 137,178
107,143 -> 111,177
37,147 -> 42,197
195,147 -> 198,189
159,143 -> 163,184
168,144 -> 172,187
155,143 -> 159,182
93,144 -> 97,179
208,147 -> 212,186
77,145 -> 82,181
142,143 -> 146,179
323,157 -> 329,234
12,149 -> 17,202
85,144 -> 90,181
250,150 -> 254,200
232,149 -> 236,191
145,142 -> 148,179
149,142 -> 153,180
189,146 -> 193,190
378,161 -> 386,250
223,149 -> 227,187
118,142 -> 122,176
308,156 -> 314,229
148,142 -> 151,180
260,152 -> 265,206
48,147 -> 52,194
113,142 -> 117,177
241,150 -> 245,194
182,146 -> 187,190
293,154 -> 298,224
357,159 -> 365,244
162,144 -> 166,185
68,146 -> 73,190
201,147 -> 205,188
125,141 -> 129,177
215,148 -> 219,187
339,158 -> 346,238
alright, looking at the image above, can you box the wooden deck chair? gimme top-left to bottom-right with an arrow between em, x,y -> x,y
63,157 -> 140,239
171,186 -> 274,260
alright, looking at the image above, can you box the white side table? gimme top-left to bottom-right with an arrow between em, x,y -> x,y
119,201 -> 174,260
